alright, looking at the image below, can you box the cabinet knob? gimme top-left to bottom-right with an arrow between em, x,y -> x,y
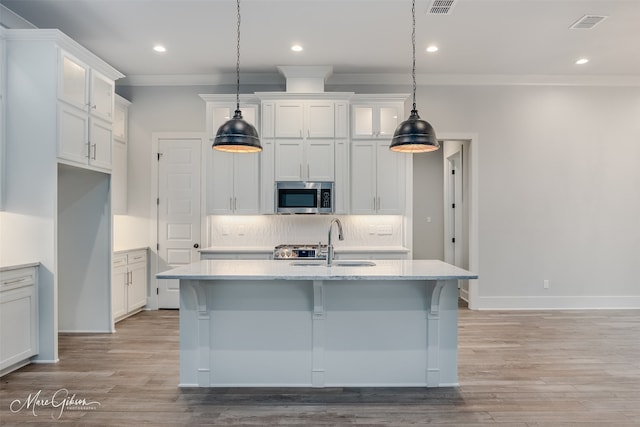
193,243 -> 199,249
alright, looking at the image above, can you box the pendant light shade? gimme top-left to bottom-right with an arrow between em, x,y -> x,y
213,0 -> 262,153
213,109 -> 261,153
390,109 -> 439,153
390,0 -> 439,153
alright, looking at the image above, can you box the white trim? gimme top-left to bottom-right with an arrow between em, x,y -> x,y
476,296 -> 640,310
118,72 -> 640,88
149,132 -> 206,311
437,133 -> 480,310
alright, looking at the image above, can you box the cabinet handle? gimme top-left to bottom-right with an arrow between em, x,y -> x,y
377,197 -> 381,211
91,104 -> 97,110
86,142 -> 91,158
299,164 -> 302,179
234,197 -> 237,211
229,198 -> 233,211
307,129 -> 310,138
91,143 -> 97,160
373,197 -> 376,211
2,277 -> 27,286
307,164 -> 310,179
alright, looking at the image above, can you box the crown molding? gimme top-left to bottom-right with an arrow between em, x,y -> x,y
119,72 -> 640,87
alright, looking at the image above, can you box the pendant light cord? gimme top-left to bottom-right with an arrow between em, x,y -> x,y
411,0 -> 417,113
235,0 -> 241,113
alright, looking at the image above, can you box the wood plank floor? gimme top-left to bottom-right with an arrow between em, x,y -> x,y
1,306 -> 639,426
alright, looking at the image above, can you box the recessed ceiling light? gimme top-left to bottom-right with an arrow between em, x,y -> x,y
575,58 -> 589,65
426,45 -> 439,53
291,44 -> 303,52
153,45 -> 167,53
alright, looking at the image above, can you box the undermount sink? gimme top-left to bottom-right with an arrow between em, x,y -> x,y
289,260 -> 376,267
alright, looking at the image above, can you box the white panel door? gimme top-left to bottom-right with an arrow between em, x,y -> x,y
350,141 -> 376,214
376,142 -> 405,214
58,103 -> 89,165
157,138 -> 202,309
305,102 -> 334,138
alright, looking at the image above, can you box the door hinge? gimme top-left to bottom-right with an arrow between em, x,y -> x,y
156,288 -> 159,295
157,152 -> 163,161
157,198 -> 160,205
156,243 -> 159,250
452,203 -> 456,209
452,237 -> 456,243
452,169 -> 455,175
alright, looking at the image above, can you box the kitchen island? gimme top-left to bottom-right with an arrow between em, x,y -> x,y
157,259 -> 477,388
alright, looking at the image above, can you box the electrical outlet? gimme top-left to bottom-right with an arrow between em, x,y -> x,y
377,225 -> 393,235
543,279 -> 549,289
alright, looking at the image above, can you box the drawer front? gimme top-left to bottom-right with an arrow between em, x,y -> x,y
112,254 -> 127,268
0,267 -> 37,292
127,250 -> 147,265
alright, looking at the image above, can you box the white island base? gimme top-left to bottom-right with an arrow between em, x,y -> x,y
157,260 -> 477,388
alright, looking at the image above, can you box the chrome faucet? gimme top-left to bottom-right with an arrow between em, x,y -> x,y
326,218 -> 344,266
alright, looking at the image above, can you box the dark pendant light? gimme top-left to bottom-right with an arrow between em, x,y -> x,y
390,0 -> 440,153
213,0 -> 262,153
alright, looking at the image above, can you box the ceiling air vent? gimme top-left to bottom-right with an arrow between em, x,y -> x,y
427,0 -> 457,15
569,15 -> 608,29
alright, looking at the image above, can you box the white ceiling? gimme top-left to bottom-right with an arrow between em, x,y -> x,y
2,0 -> 639,86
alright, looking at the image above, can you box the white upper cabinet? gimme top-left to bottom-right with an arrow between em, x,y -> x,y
59,51 -> 115,122
112,95 -> 130,214
57,49 -> 119,171
275,101 -> 334,138
351,96 -> 406,140
273,100 -> 337,182
202,95 -> 261,215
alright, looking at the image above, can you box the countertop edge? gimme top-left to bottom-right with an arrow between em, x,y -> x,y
113,247 -> 149,255
0,262 -> 41,272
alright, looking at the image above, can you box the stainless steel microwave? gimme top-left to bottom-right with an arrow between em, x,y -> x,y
276,182 -> 333,214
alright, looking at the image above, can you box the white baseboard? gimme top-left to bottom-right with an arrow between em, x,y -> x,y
474,295 -> 640,310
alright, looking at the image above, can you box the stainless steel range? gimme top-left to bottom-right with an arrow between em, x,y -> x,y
273,244 -> 328,260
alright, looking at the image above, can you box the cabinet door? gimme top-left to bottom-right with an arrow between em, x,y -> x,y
378,106 -> 400,138
275,103 -> 304,137
352,106 -> 374,138
127,262 -> 147,312
112,140 -> 127,214
59,51 -> 88,110
306,139 -> 334,181
90,70 -> 114,122
350,141 -> 376,214
89,117 -> 113,171
233,154 -> 260,214
274,140 -> 304,181
0,285 -> 38,369
376,142 -> 405,214
212,105 -> 258,135
208,150 -> 235,214
58,103 -> 89,165
305,102 -> 334,138
111,265 -> 127,320
113,101 -> 127,142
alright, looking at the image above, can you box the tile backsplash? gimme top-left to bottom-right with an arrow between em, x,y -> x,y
207,215 -> 405,248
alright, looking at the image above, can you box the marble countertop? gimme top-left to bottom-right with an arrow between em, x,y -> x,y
156,259 -> 477,281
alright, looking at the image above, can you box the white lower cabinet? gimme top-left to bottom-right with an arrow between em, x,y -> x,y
0,265 -> 38,375
112,250 -> 147,323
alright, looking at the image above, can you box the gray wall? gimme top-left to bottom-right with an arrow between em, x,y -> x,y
117,82 -> 640,309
